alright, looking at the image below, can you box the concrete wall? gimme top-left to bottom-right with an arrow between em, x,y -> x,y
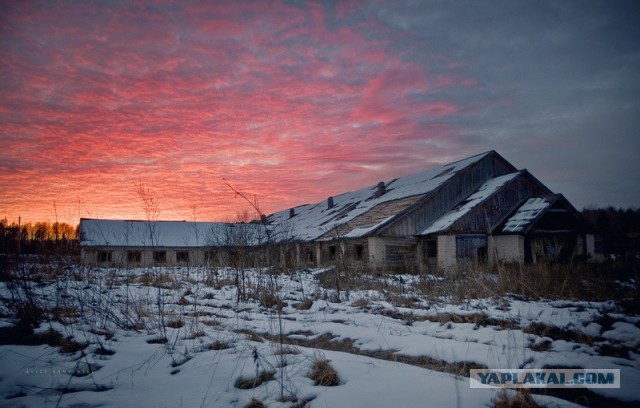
585,234 -> 604,262
81,247 -> 210,268
436,235 -> 457,270
488,235 -> 524,264
368,236 -> 386,267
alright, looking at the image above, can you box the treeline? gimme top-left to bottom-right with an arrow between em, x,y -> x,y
0,218 -> 78,255
582,207 -> 640,263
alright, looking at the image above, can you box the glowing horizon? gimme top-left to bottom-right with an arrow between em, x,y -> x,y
2,1 -> 639,225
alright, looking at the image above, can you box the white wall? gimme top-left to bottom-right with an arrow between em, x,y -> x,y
367,236 -> 386,267
436,235 -> 457,270
489,235 -> 524,264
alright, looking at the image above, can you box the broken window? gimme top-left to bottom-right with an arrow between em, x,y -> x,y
456,235 -> 487,263
354,244 -> 364,260
329,245 -> 337,260
154,251 -> 166,263
127,251 -> 142,263
425,239 -> 437,258
176,251 -> 190,263
98,251 -> 112,263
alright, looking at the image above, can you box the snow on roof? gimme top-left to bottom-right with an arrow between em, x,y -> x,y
80,219 -> 268,247
267,152 -> 493,242
343,215 -> 397,239
418,172 -> 521,236
501,196 -> 555,233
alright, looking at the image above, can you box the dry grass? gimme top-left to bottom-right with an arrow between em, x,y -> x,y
166,318 -> 184,329
522,322 -> 595,346
529,340 -> 552,352
234,370 -> 275,389
207,340 -> 232,350
351,298 -> 370,309
493,390 -> 539,408
244,399 -> 265,408
309,359 -> 340,386
293,299 -> 313,310
207,278 -> 236,289
274,345 -> 300,355
234,328 -> 263,342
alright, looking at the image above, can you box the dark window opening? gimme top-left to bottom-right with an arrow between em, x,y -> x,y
354,244 -> 364,260
329,245 -> 337,260
425,240 -> 437,258
456,235 -> 487,263
306,249 -> 315,262
204,250 -> 216,263
176,251 -> 190,263
127,251 -> 142,263
98,251 -> 112,263
154,251 -> 166,263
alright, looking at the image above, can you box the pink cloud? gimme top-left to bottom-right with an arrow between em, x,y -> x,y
0,1 -> 478,224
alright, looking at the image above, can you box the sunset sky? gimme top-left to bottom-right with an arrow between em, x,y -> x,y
2,0 -> 639,225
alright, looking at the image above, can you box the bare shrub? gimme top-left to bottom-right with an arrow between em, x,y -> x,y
309,359 -> 340,386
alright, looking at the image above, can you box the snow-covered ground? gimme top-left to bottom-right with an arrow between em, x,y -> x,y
0,266 -> 638,407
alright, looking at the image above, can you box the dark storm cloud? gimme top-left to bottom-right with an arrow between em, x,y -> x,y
371,0 -> 640,207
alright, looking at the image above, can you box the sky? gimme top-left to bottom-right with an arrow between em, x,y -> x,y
1,0 -> 639,225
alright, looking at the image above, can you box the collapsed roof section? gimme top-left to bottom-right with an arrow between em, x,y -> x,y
496,194 -> 588,235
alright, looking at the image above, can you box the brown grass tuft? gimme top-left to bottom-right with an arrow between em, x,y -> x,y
493,389 -> 539,408
310,359 -> 340,386
234,370 -> 275,389
244,398 -> 265,408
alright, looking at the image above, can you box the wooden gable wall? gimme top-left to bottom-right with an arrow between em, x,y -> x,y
444,171 -> 553,234
379,152 -> 517,238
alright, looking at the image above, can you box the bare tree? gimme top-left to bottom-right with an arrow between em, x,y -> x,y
136,180 -> 166,338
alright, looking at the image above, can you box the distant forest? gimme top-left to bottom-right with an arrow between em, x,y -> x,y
581,207 -> 640,264
0,218 -> 77,255
1,207 -> 639,262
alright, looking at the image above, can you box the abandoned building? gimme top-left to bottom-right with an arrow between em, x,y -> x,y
79,219 -> 267,267
80,151 -> 597,271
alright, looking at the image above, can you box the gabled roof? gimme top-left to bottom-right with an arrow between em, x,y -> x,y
79,219 -> 267,248
267,151 -> 498,242
496,194 -> 586,235
418,171 -> 522,236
